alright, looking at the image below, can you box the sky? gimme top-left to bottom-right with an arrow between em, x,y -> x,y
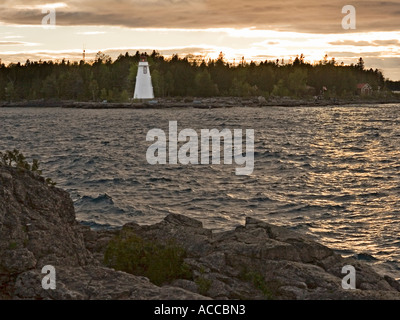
0,0 -> 399,80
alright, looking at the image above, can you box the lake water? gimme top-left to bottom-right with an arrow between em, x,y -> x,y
1,105 -> 400,277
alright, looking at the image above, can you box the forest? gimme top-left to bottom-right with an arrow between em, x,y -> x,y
0,50 -> 397,102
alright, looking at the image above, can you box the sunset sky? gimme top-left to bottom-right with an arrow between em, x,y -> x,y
0,0 -> 399,80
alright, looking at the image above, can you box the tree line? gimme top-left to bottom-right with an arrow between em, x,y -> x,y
0,50 -> 396,102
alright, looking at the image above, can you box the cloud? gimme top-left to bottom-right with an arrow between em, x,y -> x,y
0,41 -> 37,46
327,51 -> 386,58
0,41 -> 25,45
373,39 -> 400,46
13,2 -> 68,10
76,31 -> 106,35
0,46 -> 215,64
4,35 -> 24,39
329,40 -> 373,46
329,39 -> 400,47
0,0 -> 398,33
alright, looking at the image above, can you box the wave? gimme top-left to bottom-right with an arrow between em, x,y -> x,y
276,203 -> 346,213
74,193 -> 125,215
253,150 -> 281,158
78,219 -> 118,230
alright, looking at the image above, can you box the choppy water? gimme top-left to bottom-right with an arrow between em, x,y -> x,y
1,105 -> 400,277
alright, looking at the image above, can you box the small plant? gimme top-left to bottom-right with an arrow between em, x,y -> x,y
199,265 -> 207,274
0,149 -> 55,186
45,177 -> 56,186
239,269 -> 278,300
8,241 -> 18,250
195,276 -> 212,296
104,231 -> 192,286
31,159 -> 42,174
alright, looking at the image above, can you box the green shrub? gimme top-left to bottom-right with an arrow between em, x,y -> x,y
240,269 -> 278,300
0,149 -> 55,186
195,276 -> 212,296
8,241 -> 18,250
0,149 -> 32,170
104,232 -> 192,286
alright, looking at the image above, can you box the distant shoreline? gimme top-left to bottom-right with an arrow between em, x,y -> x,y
1,97 -> 400,109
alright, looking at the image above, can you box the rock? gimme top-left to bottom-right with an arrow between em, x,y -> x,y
205,277 -> 231,299
1,248 -> 36,273
278,285 -> 307,299
199,252 -> 226,272
0,166 -> 93,270
14,266 -> 208,300
384,275 -> 400,292
170,279 -> 199,294
91,213 -> 400,300
0,166 -> 207,300
164,213 -> 203,228
2,165 -> 400,300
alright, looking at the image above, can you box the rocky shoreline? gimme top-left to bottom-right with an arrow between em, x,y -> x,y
1,165 -> 400,299
1,96 -> 400,109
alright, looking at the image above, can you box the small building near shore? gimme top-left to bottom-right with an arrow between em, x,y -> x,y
356,83 -> 372,96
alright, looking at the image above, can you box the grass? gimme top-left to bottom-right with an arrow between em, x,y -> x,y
240,269 -> 279,300
195,276 -> 212,296
8,241 -> 18,250
104,231 -> 192,286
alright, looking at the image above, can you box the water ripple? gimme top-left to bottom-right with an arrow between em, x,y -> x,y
1,105 -> 400,274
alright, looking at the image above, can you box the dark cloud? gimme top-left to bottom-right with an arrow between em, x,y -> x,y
0,0 -> 399,33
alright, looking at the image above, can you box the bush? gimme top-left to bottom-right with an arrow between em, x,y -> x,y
0,149 -> 56,186
104,231 -> 192,286
0,149 -> 36,171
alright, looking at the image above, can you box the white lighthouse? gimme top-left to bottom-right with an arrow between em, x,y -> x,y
134,55 -> 154,100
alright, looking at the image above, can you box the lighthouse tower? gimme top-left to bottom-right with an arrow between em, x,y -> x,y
134,55 -> 154,100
